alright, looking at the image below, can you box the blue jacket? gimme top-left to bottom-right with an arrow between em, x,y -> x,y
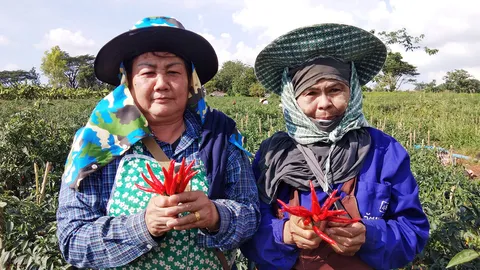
241,128 -> 429,270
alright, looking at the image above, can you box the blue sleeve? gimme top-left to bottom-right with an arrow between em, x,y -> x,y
356,140 -> 430,269
198,143 -> 260,250
240,151 -> 299,270
56,161 -> 157,269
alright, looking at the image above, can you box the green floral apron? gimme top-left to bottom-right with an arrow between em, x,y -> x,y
106,142 -> 234,269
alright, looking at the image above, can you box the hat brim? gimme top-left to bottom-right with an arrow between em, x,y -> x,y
95,27 -> 218,86
254,23 -> 387,94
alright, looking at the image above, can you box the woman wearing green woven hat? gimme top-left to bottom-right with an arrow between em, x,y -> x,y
56,16 -> 260,269
241,24 -> 429,269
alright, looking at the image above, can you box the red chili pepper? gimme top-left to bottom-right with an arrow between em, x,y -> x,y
177,161 -> 198,193
174,158 -> 186,193
277,199 -> 313,218
276,181 -> 361,247
137,158 -> 198,196
134,183 -> 159,194
161,166 -> 170,194
309,181 -> 321,218
312,224 -> 336,245
137,164 -> 166,194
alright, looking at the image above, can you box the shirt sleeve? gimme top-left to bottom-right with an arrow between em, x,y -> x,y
198,143 -> 261,250
240,151 -> 300,270
56,161 -> 158,269
356,140 -> 430,269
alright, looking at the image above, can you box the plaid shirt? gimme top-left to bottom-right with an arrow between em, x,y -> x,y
57,110 -> 260,269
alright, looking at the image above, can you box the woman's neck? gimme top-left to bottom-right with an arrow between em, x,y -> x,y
149,117 -> 186,144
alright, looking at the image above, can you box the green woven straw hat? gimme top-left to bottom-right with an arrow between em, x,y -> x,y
255,23 -> 387,94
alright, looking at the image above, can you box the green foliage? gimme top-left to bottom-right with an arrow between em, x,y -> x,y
414,80 -> 439,92
0,191 -> 70,270
0,103 -> 83,193
249,82 -> 266,97
41,46 -> 69,88
0,85 -> 110,100
377,28 -> 438,55
374,52 -> 419,91
232,67 -> 257,96
362,92 -> 480,156
447,249 -> 480,268
373,29 -> 437,91
41,46 -> 104,90
405,150 -> 480,269
440,69 -> 480,93
214,60 -> 249,94
0,93 -> 478,269
0,68 -> 40,87
65,54 -> 95,89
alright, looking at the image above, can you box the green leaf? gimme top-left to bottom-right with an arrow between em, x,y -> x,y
446,249 -> 480,268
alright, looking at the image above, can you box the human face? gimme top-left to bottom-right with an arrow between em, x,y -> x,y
129,52 -> 189,124
296,79 -> 350,121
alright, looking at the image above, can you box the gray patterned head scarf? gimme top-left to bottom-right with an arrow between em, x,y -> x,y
278,61 -> 370,192
281,61 -> 369,145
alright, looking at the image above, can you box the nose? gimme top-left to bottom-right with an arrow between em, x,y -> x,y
316,94 -> 332,110
153,74 -> 169,91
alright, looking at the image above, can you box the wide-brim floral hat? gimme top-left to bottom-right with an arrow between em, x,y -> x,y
94,16 -> 218,86
255,23 -> 387,94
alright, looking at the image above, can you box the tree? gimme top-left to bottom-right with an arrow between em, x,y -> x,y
215,60 -> 248,93
371,28 -> 438,91
41,46 -> 104,89
65,54 -> 95,89
203,79 -> 217,94
40,46 -> 68,87
231,67 -> 257,96
0,68 -> 40,87
373,52 -> 419,91
376,28 -> 438,55
249,82 -> 266,97
441,69 -> 480,93
414,80 -> 438,92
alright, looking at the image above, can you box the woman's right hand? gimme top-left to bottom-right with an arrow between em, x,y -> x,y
283,215 -> 326,249
145,195 -> 177,237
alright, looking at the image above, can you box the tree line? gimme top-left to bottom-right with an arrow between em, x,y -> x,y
1,28 -> 479,94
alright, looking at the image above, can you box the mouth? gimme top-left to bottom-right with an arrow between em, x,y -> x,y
152,97 -> 172,104
317,116 -> 337,121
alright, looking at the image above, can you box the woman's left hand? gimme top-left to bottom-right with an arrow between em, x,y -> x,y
164,191 -> 220,232
325,221 -> 366,256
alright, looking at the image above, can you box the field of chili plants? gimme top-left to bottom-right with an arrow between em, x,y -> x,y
0,91 -> 479,269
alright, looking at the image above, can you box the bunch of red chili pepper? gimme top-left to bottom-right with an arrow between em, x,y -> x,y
277,180 -> 360,246
135,157 -> 198,195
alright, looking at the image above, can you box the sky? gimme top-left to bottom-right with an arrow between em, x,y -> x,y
1,0 -> 479,88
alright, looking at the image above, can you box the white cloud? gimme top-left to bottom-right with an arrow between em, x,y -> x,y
0,35 -> 10,46
183,0 -> 243,9
35,28 -> 96,56
232,0 -> 355,41
231,41 -> 266,66
229,0 -> 480,84
200,31 -> 233,66
200,30 -> 266,68
3,63 -> 19,70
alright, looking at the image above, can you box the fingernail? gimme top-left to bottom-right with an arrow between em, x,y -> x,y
166,220 -> 177,227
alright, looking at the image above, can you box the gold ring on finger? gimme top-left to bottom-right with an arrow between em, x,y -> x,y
194,211 -> 201,222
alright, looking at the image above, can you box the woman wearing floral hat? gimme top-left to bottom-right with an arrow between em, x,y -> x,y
56,16 -> 260,270
241,24 -> 429,270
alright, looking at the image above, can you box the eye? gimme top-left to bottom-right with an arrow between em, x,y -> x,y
303,90 -> 316,96
140,70 -> 155,76
167,69 -> 182,75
